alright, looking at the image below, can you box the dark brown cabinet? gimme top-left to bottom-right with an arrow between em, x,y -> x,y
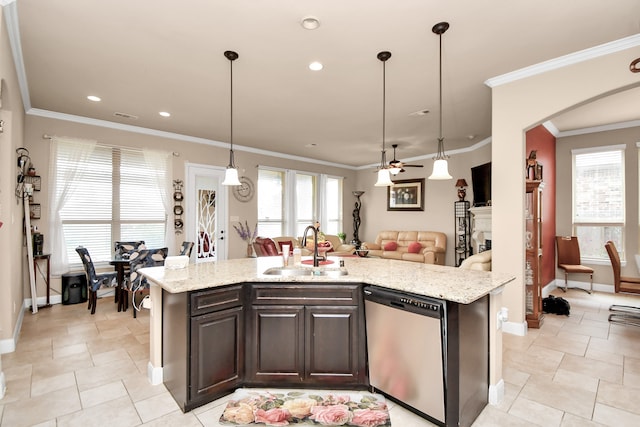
163,285 -> 244,412
246,284 -> 365,388
190,305 -> 243,400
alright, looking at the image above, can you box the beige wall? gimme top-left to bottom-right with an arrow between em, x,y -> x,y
556,126 -> 640,285
492,46 -> 640,327
1,5 -> 27,345
354,142 -> 491,267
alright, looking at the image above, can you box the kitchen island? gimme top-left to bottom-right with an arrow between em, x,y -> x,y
140,256 -> 513,425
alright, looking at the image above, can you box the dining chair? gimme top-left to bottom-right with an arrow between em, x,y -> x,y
555,236 -> 593,294
604,240 -> 640,326
180,241 -> 194,257
113,241 -> 145,308
114,240 -> 146,256
75,246 -> 118,315
125,247 -> 168,318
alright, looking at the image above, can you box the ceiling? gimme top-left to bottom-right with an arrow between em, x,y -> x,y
7,0 -> 640,168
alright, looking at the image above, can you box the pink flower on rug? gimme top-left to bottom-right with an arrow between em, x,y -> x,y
281,398 -> 316,419
221,402 -> 255,424
254,408 -> 291,426
310,404 -> 353,425
351,408 -> 390,427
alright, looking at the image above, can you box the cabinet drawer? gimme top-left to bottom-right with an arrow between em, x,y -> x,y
251,284 -> 360,306
191,285 -> 243,316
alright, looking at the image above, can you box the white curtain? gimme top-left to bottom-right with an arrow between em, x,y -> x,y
48,137 -> 97,275
143,148 -> 173,252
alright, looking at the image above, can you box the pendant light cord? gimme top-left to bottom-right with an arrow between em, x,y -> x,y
224,50 -> 239,168
433,22 -> 449,161
438,30 -> 443,143
381,56 -> 387,168
377,51 -> 391,169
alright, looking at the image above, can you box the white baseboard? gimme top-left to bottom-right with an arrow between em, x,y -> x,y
502,320 -> 527,336
0,371 -> 6,399
0,300 -> 26,354
147,361 -> 163,385
488,379 -> 504,405
549,279 -> 613,295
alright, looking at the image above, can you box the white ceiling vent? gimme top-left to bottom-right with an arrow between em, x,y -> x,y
114,112 -> 138,120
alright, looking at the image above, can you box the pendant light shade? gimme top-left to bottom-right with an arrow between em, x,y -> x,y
374,51 -> 393,187
428,22 -> 453,181
375,168 -> 393,186
430,158 -> 451,180
222,50 -> 242,186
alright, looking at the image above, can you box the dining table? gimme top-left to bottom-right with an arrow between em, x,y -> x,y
110,255 -> 131,312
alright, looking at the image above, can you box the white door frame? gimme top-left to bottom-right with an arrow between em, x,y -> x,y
185,163 -> 229,262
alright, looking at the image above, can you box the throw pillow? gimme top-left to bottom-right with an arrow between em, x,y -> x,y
383,241 -> 398,251
408,242 -> 422,254
279,240 -> 294,254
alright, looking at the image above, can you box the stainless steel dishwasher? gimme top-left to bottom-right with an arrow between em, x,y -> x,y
364,285 -> 446,425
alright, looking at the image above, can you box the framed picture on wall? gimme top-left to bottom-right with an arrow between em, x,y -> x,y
387,178 -> 425,211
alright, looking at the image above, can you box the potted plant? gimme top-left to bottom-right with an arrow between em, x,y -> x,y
337,232 -> 346,244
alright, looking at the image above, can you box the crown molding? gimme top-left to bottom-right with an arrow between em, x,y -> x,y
28,108 -> 359,170
485,34 -> 640,88
556,118 -> 640,138
355,136 -> 493,170
2,0 -> 31,109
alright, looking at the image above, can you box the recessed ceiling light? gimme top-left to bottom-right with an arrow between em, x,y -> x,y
159,111 -> 171,117
301,16 -> 320,30
309,62 -> 323,71
87,95 -> 101,102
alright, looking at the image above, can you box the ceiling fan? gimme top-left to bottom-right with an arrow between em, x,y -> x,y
388,144 -> 424,174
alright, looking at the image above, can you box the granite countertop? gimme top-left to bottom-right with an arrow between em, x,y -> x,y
140,256 -> 513,304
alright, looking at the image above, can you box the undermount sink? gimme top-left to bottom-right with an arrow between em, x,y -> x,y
263,267 -> 348,277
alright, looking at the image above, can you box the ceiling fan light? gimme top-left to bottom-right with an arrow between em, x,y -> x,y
389,166 -> 402,175
375,168 -> 393,186
429,159 -> 452,180
222,166 -> 241,186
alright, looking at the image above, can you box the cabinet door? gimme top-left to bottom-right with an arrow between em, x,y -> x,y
305,305 -> 361,384
190,305 -> 243,402
247,305 -> 305,384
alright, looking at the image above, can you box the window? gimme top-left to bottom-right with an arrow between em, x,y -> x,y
323,176 -> 343,235
51,138 -> 170,269
257,169 -> 284,236
572,145 -> 625,261
257,167 -> 343,237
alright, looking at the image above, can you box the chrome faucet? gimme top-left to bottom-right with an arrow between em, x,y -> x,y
301,224 -> 320,267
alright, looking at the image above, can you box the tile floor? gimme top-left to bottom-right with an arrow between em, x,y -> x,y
1,289 -> 640,426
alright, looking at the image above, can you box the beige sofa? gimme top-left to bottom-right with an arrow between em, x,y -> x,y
362,231 -> 447,265
459,250 -> 492,271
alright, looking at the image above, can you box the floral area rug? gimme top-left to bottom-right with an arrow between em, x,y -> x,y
219,388 -> 391,426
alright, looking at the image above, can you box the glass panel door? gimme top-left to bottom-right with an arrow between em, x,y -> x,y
186,164 -> 228,263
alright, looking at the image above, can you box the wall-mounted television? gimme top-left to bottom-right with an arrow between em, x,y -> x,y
471,162 -> 491,207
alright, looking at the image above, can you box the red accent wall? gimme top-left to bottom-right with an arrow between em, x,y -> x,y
526,125 -> 556,288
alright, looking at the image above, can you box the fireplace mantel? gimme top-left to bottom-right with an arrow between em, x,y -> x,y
469,206 -> 492,253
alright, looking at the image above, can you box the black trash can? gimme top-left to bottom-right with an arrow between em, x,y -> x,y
62,272 -> 88,305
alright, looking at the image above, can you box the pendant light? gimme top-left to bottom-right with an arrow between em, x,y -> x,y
374,51 -> 393,187
428,22 -> 453,180
222,50 -> 242,186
